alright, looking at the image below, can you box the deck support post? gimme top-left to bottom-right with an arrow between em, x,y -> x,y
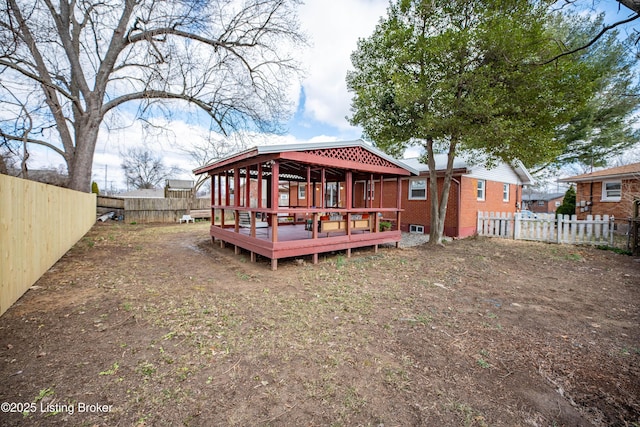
313,253 -> 318,264
235,245 -> 240,255
219,240 -> 225,248
251,252 -> 256,263
374,244 -> 378,253
271,258 -> 278,270
347,248 -> 351,258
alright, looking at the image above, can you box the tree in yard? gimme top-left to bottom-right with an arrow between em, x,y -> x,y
545,14 -> 640,171
347,0 -> 598,245
0,0 -> 304,192
556,186 -> 577,216
121,147 -> 181,190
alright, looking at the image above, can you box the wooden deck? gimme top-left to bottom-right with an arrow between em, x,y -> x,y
210,223 -> 401,269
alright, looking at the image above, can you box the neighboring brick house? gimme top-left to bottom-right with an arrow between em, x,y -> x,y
522,191 -> 565,214
558,162 -> 640,220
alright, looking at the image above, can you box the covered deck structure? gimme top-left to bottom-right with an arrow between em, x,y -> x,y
194,140 -> 417,269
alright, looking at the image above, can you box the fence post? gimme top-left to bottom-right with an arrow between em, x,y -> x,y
556,214 -> 562,243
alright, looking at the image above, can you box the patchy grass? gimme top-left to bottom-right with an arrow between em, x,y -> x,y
0,223 -> 638,426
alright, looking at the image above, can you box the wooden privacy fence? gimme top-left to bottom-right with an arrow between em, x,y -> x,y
97,197 -> 210,223
477,211 -> 614,246
0,175 -> 96,317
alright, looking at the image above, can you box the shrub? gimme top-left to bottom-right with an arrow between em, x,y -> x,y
556,185 -> 576,216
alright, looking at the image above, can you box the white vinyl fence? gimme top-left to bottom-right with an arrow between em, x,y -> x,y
477,212 -> 614,246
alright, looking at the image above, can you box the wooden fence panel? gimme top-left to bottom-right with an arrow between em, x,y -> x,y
0,175 -> 96,316
96,195 -> 124,209
477,211 -> 513,238
121,197 -> 211,223
557,214 -> 612,246
515,213 -> 556,242
478,211 -> 614,247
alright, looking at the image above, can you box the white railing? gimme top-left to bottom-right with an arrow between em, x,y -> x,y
478,211 -> 614,246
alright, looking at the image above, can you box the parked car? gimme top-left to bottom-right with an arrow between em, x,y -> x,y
519,209 -> 537,219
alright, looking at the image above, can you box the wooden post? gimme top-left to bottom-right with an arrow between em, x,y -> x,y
379,175 -> 384,209
257,163 -> 263,208
245,166 -> 251,208
306,166 -> 312,209
320,168 -> 326,209
225,171 -> 230,206
271,258 -> 278,270
312,212 -> 318,239
346,171 -> 353,210
396,176 -> 402,234
271,160 -> 279,243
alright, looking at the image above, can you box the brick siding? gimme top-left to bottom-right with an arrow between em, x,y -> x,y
575,179 -> 640,219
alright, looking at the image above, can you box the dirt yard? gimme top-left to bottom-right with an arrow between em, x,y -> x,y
0,222 -> 638,426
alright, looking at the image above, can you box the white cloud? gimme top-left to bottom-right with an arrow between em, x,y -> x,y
296,0 -> 388,130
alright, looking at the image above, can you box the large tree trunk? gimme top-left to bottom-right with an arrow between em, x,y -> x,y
426,137 -> 457,245
67,120 -> 100,192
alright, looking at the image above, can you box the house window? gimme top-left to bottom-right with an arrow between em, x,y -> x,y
555,201 -> 561,207
537,200 -> 545,206
298,184 -> 305,199
409,179 -> 427,200
325,182 -> 339,207
409,224 -> 424,234
602,181 -> 621,201
502,183 -> 509,202
364,181 -> 375,200
477,180 -> 485,201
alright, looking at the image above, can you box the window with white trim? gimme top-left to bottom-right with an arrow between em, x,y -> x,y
364,181 -> 375,200
477,179 -> 485,201
409,224 -> 424,234
298,184 -> 305,199
409,179 -> 427,200
502,183 -> 509,202
602,181 -> 621,201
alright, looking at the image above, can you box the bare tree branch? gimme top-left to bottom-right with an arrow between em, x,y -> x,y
0,0 -> 304,191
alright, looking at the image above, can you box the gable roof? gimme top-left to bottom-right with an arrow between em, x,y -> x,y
402,154 -> 534,185
193,139 -> 419,176
558,162 -> 640,183
166,179 -> 194,189
522,192 -> 565,202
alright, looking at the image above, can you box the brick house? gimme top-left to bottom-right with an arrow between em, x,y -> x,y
558,162 -> 640,220
289,154 -> 531,238
522,191 -> 565,214
389,156 -> 533,238
210,141 -> 532,240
